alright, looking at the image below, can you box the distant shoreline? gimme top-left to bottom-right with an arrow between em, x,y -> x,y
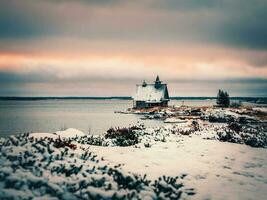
0,96 -> 266,104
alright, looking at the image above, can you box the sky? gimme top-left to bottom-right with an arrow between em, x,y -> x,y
0,0 -> 267,97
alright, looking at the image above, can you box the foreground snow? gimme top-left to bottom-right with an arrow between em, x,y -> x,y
0,128 -> 194,200
91,135 -> 267,200
1,124 -> 267,200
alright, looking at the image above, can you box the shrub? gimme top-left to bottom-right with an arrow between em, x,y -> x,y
152,175 -> 187,199
104,126 -> 140,146
230,101 -> 242,108
75,135 -> 107,146
217,129 -> 242,144
53,137 -> 77,150
228,122 -> 241,133
191,121 -> 200,131
144,142 -> 152,147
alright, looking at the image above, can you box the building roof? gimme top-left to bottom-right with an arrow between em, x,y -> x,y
133,83 -> 169,103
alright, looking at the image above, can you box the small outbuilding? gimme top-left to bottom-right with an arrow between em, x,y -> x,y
133,76 -> 170,108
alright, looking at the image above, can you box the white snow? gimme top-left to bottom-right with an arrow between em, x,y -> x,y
1,129 -> 195,199
1,111 -> 267,200
29,128 -> 86,140
90,135 -> 267,200
204,108 -> 241,119
253,107 -> 267,113
55,128 -> 85,138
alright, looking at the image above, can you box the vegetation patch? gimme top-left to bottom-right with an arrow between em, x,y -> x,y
0,133 -> 194,200
217,122 -> 267,148
104,126 -> 142,146
74,135 -> 108,146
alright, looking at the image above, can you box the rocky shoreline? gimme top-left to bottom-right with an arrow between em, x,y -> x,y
116,105 -> 267,148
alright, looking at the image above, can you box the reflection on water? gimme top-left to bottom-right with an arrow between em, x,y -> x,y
0,99 -> 229,138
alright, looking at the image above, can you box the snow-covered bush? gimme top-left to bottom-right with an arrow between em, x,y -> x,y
0,133 -> 194,200
74,135 -> 108,146
104,126 -> 142,146
240,125 -> 267,147
152,175 -> 192,199
208,113 -> 235,123
215,122 -> 267,147
53,137 -> 77,149
217,128 -> 243,144
230,101 -> 242,108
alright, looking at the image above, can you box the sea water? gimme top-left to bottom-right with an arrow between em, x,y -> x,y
0,98 -> 234,138
0,99 -> 162,138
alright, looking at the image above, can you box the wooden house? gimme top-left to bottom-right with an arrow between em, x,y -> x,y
133,76 -> 170,108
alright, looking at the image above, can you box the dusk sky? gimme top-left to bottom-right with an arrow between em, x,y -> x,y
0,0 -> 267,97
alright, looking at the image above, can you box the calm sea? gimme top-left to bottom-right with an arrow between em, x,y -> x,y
0,98 -> 237,138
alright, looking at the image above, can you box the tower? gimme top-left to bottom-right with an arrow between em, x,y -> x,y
154,75 -> 162,89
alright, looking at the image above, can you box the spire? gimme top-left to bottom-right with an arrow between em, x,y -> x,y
142,80 -> 147,87
154,75 -> 162,88
155,75 -> 160,83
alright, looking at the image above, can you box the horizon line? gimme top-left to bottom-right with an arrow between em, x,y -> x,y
0,96 -> 266,100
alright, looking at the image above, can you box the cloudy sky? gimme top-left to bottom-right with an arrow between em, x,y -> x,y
0,0 -> 267,97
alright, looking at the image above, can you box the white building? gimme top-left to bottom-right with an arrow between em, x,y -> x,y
133,76 -> 170,108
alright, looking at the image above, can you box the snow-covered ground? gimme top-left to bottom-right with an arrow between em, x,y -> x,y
1,122 -> 267,200
252,107 -> 267,113
91,135 -> 267,200
0,128 -> 197,200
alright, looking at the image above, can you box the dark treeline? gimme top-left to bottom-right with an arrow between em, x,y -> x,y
0,96 -> 132,101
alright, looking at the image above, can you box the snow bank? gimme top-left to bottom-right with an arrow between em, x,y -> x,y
55,128 -> 85,139
253,107 -> 267,113
29,128 -> 86,140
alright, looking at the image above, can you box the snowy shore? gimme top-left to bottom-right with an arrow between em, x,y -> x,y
0,106 -> 267,199
0,128 -> 196,200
